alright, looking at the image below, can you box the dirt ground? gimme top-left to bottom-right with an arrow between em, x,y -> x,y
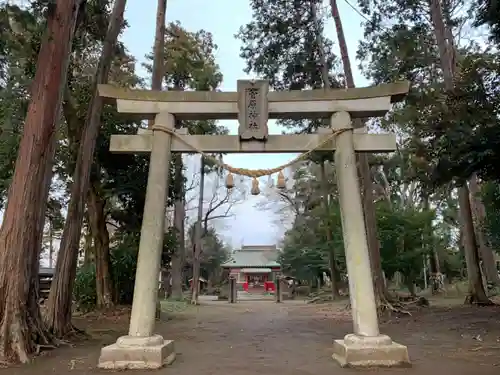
2,298 -> 500,374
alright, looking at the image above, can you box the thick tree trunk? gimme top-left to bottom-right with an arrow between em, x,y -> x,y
0,0 -> 82,362
428,0 -> 491,304
87,182 -> 113,309
45,0 -> 126,335
171,193 -> 185,300
459,185 -> 491,304
191,158 -> 205,305
468,174 -> 500,286
328,0 -> 388,303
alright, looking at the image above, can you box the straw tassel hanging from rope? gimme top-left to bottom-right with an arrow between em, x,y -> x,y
251,177 -> 260,195
225,172 -> 235,189
276,170 -> 286,189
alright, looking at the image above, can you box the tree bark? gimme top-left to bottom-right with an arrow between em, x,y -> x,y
171,192 -> 185,300
423,196 -> 443,293
191,158 -> 205,305
158,267 -> 171,299
0,0 -> 82,362
45,0 -> 126,336
319,162 -> 340,299
148,0 -> 167,318
428,0 -> 491,304
328,0 -> 388,303
310,3 -> 341,300
87,181 -> 113,308
468,173 -> 500,286
459,184 -> 491,304
147,0 -> 167,129
83,221 -> 94,266
48,220 -> 54,268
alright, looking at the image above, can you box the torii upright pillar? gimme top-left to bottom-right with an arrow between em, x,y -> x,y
330,111 -> 410,367
98,112 -> 176,370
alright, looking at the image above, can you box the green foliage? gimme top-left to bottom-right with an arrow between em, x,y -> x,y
73,233 -> 139,310
73,263 -> 98,312
376,202 -> 434,281
279,173 -> 344,281
110,236 -> 140,305
481,181 -> 500,252
186,224 -> 230,282
356,0 -> 500,186
143,21 -> 222,91
237,0 -> 341,134
72,227 -> 180,312
473,0 -> 500,43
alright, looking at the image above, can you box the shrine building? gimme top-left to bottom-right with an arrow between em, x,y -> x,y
221,245 -> 281,293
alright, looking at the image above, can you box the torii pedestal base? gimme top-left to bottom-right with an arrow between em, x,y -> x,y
332,334 -> 410,368
98,335 -> 176,370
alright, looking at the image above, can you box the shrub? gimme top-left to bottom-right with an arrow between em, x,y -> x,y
73,237 -> 139,311
73,263 -> 97,312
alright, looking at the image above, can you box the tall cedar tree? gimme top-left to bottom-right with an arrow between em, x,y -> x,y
0,0 -> 83,362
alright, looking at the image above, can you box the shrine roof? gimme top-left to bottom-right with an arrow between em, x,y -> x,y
221,249 -> 280,268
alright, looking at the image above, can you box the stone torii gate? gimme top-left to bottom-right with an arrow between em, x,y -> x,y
97,80 -> 411,369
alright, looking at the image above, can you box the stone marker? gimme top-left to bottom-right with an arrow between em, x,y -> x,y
228,276 -> 237,304
275,275 -> 282,303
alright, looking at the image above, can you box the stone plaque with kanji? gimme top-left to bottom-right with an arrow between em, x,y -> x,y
237,80 -> 269,141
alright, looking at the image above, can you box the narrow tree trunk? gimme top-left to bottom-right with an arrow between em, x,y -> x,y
428,0 -> 491,304
48,220 -> 54,268
158,267 -> 171,299
310,3 -> 340,300
83,222 -> 93,266
191,157 -> 205,305
147,0 -> 167,129
423,196 -> 443,294
468,174 -> 500,286
406,280 -> 417,298
171,193 -> 185,300
148,0 -> 167,317
328,0 -> 389,303
87,182 -> 113,309
0,0 -> 82,362
45,0 -> 126,335
319,162 -> 340,299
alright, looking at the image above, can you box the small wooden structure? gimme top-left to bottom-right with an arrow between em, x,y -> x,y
38,267 -> 55,300
188,276 -> 208,293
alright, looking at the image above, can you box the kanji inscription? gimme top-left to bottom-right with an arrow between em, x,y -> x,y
237,80 -> 269,141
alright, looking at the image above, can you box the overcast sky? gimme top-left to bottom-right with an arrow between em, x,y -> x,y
121,0 -> 370,248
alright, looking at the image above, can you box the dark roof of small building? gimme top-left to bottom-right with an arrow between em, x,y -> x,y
39,267 -> 55,277
188,276 -> 207,283
221,246 -> 281,268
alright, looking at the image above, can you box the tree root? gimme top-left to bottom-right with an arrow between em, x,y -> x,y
34,344 -> 56,355
378,300 -> 412,316
343,295 -> 429,316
